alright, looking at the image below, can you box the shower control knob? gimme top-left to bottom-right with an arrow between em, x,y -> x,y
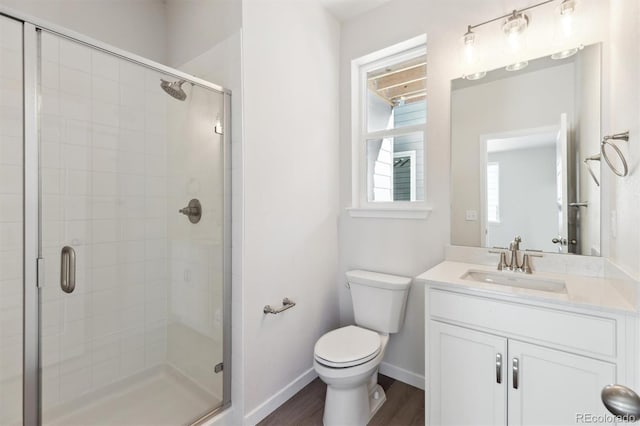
179,199 -> 202,224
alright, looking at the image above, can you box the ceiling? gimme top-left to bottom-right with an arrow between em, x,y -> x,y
319,0 -> 392,21
368,55 -> 427,106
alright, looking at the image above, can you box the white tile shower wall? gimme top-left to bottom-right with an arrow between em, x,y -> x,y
38,33 -> 170,412
0,15 -> 23,426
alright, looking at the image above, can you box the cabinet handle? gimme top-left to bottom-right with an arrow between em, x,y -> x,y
512,358 -> 519,389
496,353 -> 502,384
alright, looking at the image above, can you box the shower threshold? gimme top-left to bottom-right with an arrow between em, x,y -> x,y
44,366 -> 221,426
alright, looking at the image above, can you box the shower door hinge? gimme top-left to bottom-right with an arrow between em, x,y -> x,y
214,362 -> 223,373
36,257 -> 45,288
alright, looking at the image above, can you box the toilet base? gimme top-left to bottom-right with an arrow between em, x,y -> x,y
322,381 -> 386,426
368,384 -> 387,420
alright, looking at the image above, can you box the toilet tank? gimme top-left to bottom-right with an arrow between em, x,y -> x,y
346,270 -> 412,334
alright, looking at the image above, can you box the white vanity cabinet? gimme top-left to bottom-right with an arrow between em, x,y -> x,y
427,287 -> 634,426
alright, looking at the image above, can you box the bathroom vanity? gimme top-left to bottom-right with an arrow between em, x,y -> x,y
419,248 -> 639,425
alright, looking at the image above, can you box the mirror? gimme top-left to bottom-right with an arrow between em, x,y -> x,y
450,43 -> 601,255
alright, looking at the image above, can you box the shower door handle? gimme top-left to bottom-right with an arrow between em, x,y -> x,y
60,246 -> 76,294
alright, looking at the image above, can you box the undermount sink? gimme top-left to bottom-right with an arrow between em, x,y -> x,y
461,270 -> 567,294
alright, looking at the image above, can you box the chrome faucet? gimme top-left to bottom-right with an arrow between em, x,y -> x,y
489,236 -> 542,274
509,235 -> 522,271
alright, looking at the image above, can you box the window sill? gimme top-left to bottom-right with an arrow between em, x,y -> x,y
347,207 -> 432,220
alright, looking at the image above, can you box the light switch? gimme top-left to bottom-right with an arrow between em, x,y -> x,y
465,210 -> 478,221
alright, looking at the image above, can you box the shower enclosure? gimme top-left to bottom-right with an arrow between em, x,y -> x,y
0,10 -> 231,426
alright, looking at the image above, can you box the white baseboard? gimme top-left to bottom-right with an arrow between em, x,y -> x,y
244,367 -> 318,425
379,362 -> 425,390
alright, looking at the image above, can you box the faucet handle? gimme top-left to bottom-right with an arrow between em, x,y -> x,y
497,252 -> 508,271
521,252 -> 542,274
488,249 -> 509,271
521,254 -> 532,274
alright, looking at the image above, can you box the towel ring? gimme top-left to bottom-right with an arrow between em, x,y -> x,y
601,131 -> 629,177
583,153 -> 601,187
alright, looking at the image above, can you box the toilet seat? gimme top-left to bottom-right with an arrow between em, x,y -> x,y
314,325 -> 381,368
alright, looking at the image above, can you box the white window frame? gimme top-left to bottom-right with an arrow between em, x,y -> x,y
486,162 -> 500,224
348,35 -> 431,220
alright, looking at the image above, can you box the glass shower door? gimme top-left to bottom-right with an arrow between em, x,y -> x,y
37,30 -> 227,425
0,14 -> 23,426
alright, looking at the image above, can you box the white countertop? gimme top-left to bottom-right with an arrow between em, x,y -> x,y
417,260 -> 639,314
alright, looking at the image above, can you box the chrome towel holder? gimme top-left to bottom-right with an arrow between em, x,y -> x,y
264,298 -> 296,314
583,152 -> 601,186
601,131 -> 630,177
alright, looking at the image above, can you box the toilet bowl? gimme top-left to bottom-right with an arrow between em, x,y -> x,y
313,270 -> 411,426
314,326 -> 390,425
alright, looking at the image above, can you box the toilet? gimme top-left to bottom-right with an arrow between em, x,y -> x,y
313,270 -> 412,426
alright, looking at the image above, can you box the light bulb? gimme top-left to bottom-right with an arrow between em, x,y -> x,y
560,0 -> 576,37
561,11 -> 573,36
502,11 -> 529,51
462,26 -> 476,65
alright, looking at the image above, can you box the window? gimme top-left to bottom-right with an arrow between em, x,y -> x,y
349,35 -> 429,219
487,162 -> 500,223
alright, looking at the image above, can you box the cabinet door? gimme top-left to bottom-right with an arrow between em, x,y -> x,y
508,340 -> 615,426
430,321 -> 507,425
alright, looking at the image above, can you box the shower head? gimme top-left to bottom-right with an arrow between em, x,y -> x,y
160,78 -> 188,101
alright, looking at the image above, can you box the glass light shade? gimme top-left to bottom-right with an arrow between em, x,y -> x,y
464,71 -> 487,80
502,12 -> 529,50
551,48 -> 578,60
502,13 -> 529,36
505,61 -> 528,71
559,0 -> 576,37
463,29 -> 476,65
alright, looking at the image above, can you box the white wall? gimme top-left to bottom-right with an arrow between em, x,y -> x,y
605,0 -> 640,279
165,0 -> 242,68
241,0 -> 340,422
451,63 -> 575,248
0,0 -> 167,63
339,0 -> 610,383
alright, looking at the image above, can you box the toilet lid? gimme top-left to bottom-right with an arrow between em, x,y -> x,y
314,325 -> 381,368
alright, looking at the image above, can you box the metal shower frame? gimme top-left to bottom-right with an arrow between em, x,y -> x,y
0,6 -> 233,426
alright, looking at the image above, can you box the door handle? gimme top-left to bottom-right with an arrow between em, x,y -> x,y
512,358 -> 519,389
60,246 -> 76,294
496,353 -> 502,384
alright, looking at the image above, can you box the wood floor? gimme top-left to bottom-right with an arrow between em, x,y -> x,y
258,374 -> 424,426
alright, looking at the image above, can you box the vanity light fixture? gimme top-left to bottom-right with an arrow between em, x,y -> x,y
461,0 -> 579,77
